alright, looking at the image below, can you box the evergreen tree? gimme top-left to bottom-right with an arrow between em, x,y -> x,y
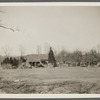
10,57 -> 13,64
48,47 -> 57,67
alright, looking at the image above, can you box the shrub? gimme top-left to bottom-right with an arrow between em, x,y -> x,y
1,64 -> 12,69
1,57 -> 19,69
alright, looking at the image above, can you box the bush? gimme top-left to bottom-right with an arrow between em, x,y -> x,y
1,57 -> 19,69
1,64 -> 12,69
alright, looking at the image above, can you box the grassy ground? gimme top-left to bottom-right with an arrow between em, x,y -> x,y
0,66 -> 100,93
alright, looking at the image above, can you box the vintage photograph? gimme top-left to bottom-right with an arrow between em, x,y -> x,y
0,5 -> 100,94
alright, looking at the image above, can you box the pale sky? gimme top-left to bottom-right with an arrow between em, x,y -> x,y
0,6 -> 100,56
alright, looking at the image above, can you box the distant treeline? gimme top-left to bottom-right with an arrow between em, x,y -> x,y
56,49 -> 100,67
1,48 -> 100,69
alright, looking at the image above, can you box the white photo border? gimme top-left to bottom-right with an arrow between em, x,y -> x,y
0,2 -> 100,98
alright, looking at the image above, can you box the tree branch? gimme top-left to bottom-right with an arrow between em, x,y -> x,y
0,25 -> 14,32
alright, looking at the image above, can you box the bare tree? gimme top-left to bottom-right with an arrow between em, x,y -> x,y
37,45 -> 41,59
19,45 -> 25,57
0,10 -> 18,32
1,46 -> 12,57
44,42 -> 50,54
37,45 -> 41,55
97,44 -> 100,54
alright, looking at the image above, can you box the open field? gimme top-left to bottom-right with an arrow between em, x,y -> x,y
0,66 -> 100,93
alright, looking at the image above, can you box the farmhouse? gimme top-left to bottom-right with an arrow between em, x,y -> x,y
26,54 -> 48,67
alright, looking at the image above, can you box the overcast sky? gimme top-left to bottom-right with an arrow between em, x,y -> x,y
0,6 -> 100,56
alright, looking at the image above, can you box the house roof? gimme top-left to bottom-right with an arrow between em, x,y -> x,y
26,54 -> 48,62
